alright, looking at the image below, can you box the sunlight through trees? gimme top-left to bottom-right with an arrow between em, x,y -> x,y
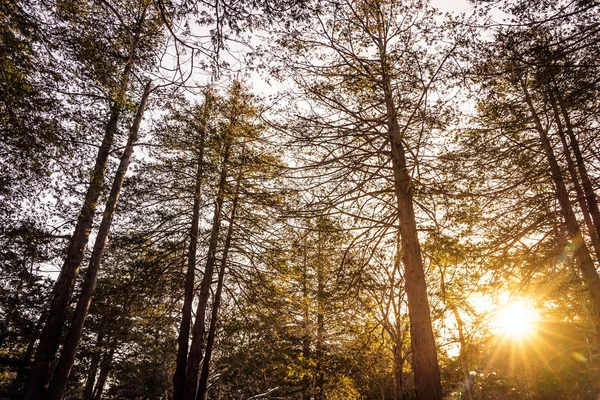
2,0 -> 600,399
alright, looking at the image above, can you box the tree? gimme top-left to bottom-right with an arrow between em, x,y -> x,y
272,1 -> 460,397
172,88 -> 218,400
470,24 -> 600,323
46,80 -> 153,400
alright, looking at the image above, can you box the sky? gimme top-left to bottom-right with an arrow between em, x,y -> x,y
151,0 -> 500,99
432,0 -> 474,14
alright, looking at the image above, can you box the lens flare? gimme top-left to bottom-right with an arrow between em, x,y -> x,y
494,301 -> 536,338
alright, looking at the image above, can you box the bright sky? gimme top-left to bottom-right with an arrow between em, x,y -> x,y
432,0 -> 474,14
152,0 -> 497,98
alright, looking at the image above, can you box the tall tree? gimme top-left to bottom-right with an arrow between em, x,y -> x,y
273,1 -> 460,397
471,25 -> 600,321
45,80 -> 153,400
182,81 -> 255,400
197,169 -> 241,400
22,1 -> 168,397
172,89 -> 218,400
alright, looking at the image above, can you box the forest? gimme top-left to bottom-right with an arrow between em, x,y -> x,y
1,0 -> 600,399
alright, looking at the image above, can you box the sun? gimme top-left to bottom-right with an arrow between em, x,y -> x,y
493,301 -> 536,338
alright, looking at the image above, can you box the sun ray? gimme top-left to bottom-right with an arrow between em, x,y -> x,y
493,301 -> 537,339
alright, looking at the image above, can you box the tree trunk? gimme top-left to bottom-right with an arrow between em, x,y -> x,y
451,307 -> 474,400
45,81 -> 152,400
92,346 -> 115,400
182,140 -> 232,400
22,15 -> 144,399
82,333 -> 104,400
195,250 -> 226,400
23,72 -> 130,400
392,340 -> 403,400
301,232 -> 311,400
174,101 -> 209,400
555,88 -> 600,247
547,89 -> 600,262
197,169 -> 241,400
392,242 -> 404,400
381,66 -> 442,400
520,77 -> 600,317
315,226 -> 325,400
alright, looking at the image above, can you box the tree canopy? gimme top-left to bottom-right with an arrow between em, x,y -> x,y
2,0 -> 600,399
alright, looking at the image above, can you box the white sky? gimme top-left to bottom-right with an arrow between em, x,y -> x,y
432,0 -> 474,14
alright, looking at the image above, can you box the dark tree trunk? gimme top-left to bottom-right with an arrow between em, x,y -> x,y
22,17 -> 144,399
197,170 -> 241,400
173,104 -> 209,400
92,347 -> 115,400
391,243 -> 404,400
82,333 -> 104,400
195,255 -> 225,400
182,140 -> 232,400
520,78 -> 600,317
45,81 -> 152,400
555,88 -> 600,245
23,75 -> 129,400
548,89 -> 600,261
381,68 -> 442,400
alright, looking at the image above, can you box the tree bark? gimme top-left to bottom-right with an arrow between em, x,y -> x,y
182,139 -> 232,400
392,339 -> 403,400
381,60 -> 442,400
391,243 -> 405,400
45,81 -> 152,400
197,171 -> 241,400
195,245 -> 226,400
520,77 -> 600,316
173,100 -> 210,400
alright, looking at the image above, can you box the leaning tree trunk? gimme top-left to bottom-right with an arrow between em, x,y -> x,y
173,106 -> 209,400
197,169 -> 241,400
45,81 -> 152,400
22,28 -> 141,397
555,87 -> 600,245
195,244 -> 227,400
182,139 -> 232,400
520,77 -> 600,317
381,65 -> 442,400
547,89 -> 600,262
91,346 -> 115,400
